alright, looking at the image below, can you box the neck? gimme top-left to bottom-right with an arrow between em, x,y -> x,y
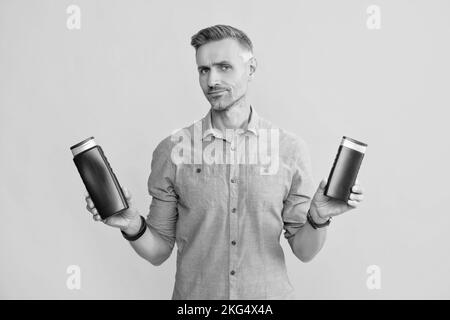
211,96 -> 251,133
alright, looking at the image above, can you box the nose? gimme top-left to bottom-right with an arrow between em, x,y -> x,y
207,68 -> 221,88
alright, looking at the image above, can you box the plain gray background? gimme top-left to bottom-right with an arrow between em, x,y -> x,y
1,0 -> 449,299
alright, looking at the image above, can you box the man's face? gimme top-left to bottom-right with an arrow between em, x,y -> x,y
196,38 -> 255,111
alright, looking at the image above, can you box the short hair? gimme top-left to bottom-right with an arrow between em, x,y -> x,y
190,25 -> 253,53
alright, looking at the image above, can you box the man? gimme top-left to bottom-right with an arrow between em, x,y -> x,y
85,25 -> 365,299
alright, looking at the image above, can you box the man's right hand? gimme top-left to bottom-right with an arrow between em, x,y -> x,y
85,187 -> 143,236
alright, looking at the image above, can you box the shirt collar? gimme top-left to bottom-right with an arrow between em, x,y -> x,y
202,105 -> 260,142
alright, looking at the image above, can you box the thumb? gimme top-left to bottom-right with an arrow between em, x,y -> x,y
103,216 -> 128,229
122,187 -> 133,204
319,178 -> 328,189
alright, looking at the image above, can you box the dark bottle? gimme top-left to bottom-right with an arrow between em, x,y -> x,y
324,136 -> 368,202
70,137 -> 128,219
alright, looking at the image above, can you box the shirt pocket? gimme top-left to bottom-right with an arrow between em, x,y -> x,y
174,164 -> 226,211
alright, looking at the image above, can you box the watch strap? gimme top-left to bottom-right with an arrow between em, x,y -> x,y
307,210 -> 331,229
121,216 -> 147,241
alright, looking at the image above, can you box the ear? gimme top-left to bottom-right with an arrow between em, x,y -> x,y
248,57 -> 257,81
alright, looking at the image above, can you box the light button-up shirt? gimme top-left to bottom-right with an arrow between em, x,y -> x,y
146,106 -> 315,299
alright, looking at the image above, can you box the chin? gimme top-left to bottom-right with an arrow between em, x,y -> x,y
209,99 -> 228,111
211,103 -> 226,111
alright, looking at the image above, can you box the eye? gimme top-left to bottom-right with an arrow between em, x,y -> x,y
199,68 -> 208,75
221,65 -> 231,71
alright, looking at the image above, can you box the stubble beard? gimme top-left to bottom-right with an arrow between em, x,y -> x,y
210,92 -> 246,113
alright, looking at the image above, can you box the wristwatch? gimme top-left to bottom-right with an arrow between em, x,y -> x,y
307,210 -> 331,229
121,216 -> 147,241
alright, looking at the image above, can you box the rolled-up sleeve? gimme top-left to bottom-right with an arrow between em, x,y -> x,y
146,137 -> 178,250
281,137 -> 315,240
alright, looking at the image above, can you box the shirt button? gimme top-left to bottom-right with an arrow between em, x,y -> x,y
230,270 -> 235,275
230,145 -> 236,151
231,208 -> 236,213
231,240 -> 236,246
231,178 -> 237,183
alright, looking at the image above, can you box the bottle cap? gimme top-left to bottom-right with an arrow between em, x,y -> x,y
341,136 -> 367,153
70,137 -> 97,156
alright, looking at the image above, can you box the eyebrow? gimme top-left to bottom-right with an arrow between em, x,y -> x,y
197,61 -> 232,71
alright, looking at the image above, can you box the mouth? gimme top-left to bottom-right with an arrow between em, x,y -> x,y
208,90 -> 227,97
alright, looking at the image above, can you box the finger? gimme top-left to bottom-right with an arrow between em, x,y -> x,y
347,199 -> 358,207
86,205 -> 97,215
349,193 -> 364,201
86,198 -> 95,209
84,191 -> 90,199
93,214 -> 102,221
352,185 -> 364,194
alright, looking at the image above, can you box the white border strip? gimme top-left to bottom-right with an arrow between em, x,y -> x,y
341,138 -> 366,153
71,139 -> 97,157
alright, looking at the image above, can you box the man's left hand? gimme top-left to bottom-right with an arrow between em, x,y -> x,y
309,178 -> 365,223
